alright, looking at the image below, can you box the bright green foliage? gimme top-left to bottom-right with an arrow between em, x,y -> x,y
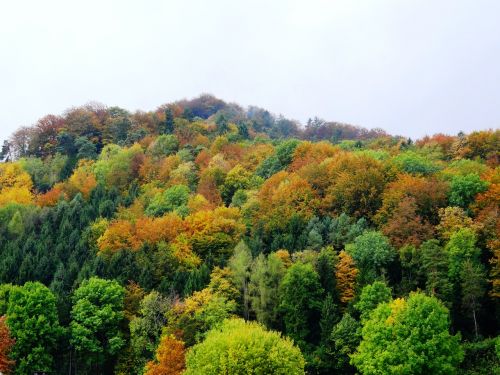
228,241 -> 252,320
93,144 -> 142,189
0,284 -> 16,315
448,173 -> 489,209
146,184 -> 190,217
393,151 -> 440,175
148,134 -> 179,159
445,228 -> 481,283
70,277 -> 126,371
354,281 -> 392,321
7,282 -> 63,375
7,210 -> 24,236
220,165 -> 252,205
351,292 -> 463,374
345,231 -> 395,285
279,263 -> 324,348
249,252 -> 286,328
19,153 -> 67,191
185,318 -> 305,375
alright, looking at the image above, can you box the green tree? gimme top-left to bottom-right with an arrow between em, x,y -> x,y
461,259 -> 486,339
448,173 -> 489,210
148,134 -> 179,159
70,277 -> 126,374
421,239 -> 453,306
129,291 -> 171,373
256,139 -> 300,179
354,281 -> 392,321
399,244 -> 424,294
75,136 -> 97,160
220,165 -> 252,205
146,184 -> 190,217
185,318 -> 305,375
351,292 -> 463,374
7,282 -> 63,375
315,247 -> 338,296
445,228 -> 481,283
249,252 -> 286,329
0,284 -> 16,315
228,241 -> 253,320
7,211 -> 24,237
329,313 -> 361,374
328,213 -> 367,249
279,263 -> 324,349
215,113 -> 229,135
345,231 -> 395,286
393,151 -> 440,175
162,108 -> 174,134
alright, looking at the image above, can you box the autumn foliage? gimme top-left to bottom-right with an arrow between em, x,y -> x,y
144,335 -> 186,375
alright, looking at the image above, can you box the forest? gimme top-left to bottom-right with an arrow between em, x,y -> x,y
0,94 -> 498,374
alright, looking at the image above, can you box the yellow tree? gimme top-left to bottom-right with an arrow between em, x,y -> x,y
0,163 -> 33,206
144,335 -> 186,375
336,250 -> 358,305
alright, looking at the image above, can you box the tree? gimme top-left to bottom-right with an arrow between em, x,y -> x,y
336,250 -> 358,305
130,291 -> 172,372
256,139 -> 300,179
381,197 -> 434,248
7,282 -> 62,375
220,164 -> 252,205
421,240 -> 453,306
436,206 -> 475,240
354,281 -> 392,321
249,252 -> 286,328
75,136 -> 97,160
489,240 -> 500,299
393,151 -> 440,175
70,277 -> 126,373
328,213 -> 367,249
322,153 -> 387,219
279,263 -> 324,348
351,292 -> 464,374
162,108 -> 175,134
215,113 -> 229,135
0,316 -> 15,374
449,173 -> 489,210
146,184 -> 190,217
144,335 -> 185,375
148,134 -> 179,159
445,228 -> 480,283
461,260 -> 486,339
315,247 -> 337,295
228,241 -> 252,320
345,231 -> 395,286
329,313 -> 361,374
185,319 -> 305,375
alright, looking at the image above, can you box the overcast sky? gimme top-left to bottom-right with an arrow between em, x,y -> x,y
1,0 -> 499,141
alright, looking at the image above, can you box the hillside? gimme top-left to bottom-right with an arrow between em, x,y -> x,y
0,95 -> 499,374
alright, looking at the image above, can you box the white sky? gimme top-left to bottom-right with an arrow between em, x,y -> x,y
1,0 -> 499,141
